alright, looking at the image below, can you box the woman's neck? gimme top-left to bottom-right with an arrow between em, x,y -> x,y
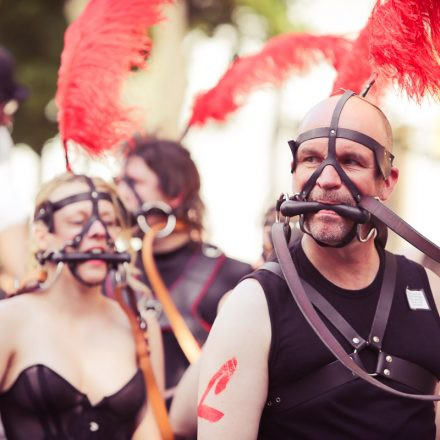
43,266 -> 106,314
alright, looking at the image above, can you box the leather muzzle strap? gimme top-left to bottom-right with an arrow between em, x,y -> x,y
114,285 -> 174,440
360,196 -> 440,273
272,222 -> 440,401
142,222 -> 202,364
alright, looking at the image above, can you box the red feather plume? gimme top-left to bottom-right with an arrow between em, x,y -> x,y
332,18 -> 374,95
331,16 -> 388,103
56,0 -> 172,160
368,0 -> 440,102
188,33 -> 352,127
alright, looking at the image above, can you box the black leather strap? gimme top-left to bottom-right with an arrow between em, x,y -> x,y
271,222 -> 440,401
265,358 -> 357,413
261,258 -> 437,400
375,351 -> 438,394
296,127 -> 393,179
301,279 -> 368,351
359,196 -> 440,268
262,258 -> 397,352
368,251 -> 396,350
264,349 -> 438,414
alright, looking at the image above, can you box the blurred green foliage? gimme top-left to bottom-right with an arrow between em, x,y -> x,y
0,0 -> 293,154
235,0 -> 294,36
0,0 -> 67,154
188,0 -> 293,36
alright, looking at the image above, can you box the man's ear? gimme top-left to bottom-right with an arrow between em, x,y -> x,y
32,221 -> 50,251
379,166 -> 399,201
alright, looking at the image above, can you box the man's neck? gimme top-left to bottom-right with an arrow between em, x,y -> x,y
301,235 -> 380,290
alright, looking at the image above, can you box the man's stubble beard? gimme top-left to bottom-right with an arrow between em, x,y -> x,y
304,188 -> 356,246
305,212 -> 354,245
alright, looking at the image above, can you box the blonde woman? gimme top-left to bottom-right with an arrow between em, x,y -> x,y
0,173 -> 167,439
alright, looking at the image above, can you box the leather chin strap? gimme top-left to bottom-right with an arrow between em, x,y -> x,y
34,175 -> 130,287
287,90 -> 394,248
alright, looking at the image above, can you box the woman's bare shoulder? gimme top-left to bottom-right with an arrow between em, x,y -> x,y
0,294 -> 40,324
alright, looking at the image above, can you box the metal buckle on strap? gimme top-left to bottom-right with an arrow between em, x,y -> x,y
136,201 -> 177,238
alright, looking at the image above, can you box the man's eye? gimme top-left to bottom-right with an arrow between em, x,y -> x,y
341,157 -> 361,167
302,155 -> 321,164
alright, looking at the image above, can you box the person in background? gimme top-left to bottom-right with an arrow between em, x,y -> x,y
116,138 -> 253,416
0,173 -> 166,439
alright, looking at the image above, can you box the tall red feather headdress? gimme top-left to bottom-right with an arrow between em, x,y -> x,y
185,0 -> 440,134
368,0 -> 440,102
56,0 -> 172,169
331,17 -> 377,97
187,33 -> 352,128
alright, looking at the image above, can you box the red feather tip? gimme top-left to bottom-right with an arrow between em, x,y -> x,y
188,33 -> 352,127
332,16 -> 388,103
56,0 -> 172,156
369,0 -> 440,102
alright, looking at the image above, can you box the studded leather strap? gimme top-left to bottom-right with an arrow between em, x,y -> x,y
271,222 -> 440,401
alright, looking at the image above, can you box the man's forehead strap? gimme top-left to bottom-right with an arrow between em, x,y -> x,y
292,127 -> 394,179
288,92 -> 394,180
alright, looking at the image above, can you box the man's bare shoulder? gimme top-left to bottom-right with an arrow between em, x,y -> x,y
207,278 -> 271,353
218,278 -> 269,320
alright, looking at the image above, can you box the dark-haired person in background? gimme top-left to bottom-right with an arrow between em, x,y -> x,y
116,138 -> 252,420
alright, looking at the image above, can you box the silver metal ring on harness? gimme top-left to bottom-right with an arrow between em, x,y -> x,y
39,262 -> 65,291
138,297 -> 163,319
136,201 -> 177,238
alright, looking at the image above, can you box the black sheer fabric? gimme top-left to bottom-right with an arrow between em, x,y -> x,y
0,365 -> 145,440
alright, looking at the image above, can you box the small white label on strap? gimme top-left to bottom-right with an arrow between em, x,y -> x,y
406,287 -> 431,311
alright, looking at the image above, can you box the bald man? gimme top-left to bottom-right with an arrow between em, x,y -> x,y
197,94 -> 440,439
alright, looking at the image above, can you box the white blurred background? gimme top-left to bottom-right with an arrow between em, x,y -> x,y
5,0 -> 440,266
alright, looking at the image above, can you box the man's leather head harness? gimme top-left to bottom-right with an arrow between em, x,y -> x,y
282,90 -> 394,247
34,174 -> 130,286
288,90 -> 394,200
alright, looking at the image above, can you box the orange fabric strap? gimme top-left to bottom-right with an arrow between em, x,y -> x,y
142,222 -> 202,364
114,285 -> 174,440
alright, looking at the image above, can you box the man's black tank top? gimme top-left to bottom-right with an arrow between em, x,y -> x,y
249,242 -> 440,440
0,365 -> 145,439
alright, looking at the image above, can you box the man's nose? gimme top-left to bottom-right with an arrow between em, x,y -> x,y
316,164 -> 342,189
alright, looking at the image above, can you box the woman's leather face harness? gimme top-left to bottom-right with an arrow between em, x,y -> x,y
34,175 -> 130,286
